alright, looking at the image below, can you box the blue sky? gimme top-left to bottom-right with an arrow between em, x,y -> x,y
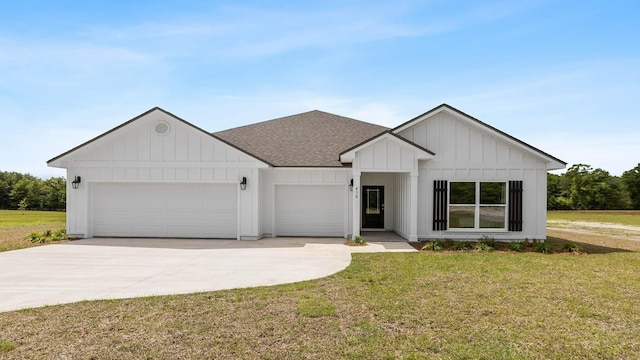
1,0 -> 638,178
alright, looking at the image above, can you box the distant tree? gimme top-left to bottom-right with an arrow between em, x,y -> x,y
41,177 -> 66,210
622,163 -> 640,209
564,164 -> 629,210
18,198 -> 28,214
0,171 -> 66,210
547,173 -> 572,210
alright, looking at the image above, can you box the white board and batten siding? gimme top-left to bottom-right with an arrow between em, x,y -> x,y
397,110 -> 549,240
57,109 -> 266,239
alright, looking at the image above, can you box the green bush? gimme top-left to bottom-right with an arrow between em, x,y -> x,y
25,231 -> 44,243
563,242 -> 581,254
453,241 -> 473,251
534,242 -> 552,254
474,242 -> 494,251
509,242 -> 523,252
52,229 -> 67,241
421,240 -> 444,251
353,235 -> 365,245
478,235 -> 496,248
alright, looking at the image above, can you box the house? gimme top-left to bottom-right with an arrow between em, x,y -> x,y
47,104 -> 566,241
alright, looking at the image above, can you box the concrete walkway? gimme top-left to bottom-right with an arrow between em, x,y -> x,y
0,238 -> 415,313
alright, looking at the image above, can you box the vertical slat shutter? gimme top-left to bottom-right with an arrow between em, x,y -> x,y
508,180 -> 523,231
433,180 -> 448,231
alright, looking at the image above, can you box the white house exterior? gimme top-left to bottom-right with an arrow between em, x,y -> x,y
48,104 -> 565,241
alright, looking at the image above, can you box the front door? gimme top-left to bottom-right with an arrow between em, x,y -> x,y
362,186 -> 384,228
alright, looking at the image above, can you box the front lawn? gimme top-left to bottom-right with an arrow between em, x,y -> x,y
548,210 -> 640,226
1,246 -> 638,358
0,210 -> 66,252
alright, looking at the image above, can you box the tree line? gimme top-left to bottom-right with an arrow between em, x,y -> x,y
1,163 -> 639,212
0,171 -> 66,211
548,163 -> 640,210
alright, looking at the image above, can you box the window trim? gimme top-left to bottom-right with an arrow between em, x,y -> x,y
448,181 -> 507,231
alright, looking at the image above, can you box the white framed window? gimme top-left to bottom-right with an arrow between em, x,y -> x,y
448,181 -> 507,230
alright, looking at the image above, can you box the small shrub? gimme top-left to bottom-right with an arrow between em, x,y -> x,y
345,235 -> 367,246
509,242 -> 523,252
18,198 -> 28,214
453,241 -> 473,251
534,242 -> 552,254
42,229 -> 53,238
522,238 -> 531,248
563,242 -> 581,254
474,242 -> 494,251
25,231 -> 44,243
479,235 -> 496,248
52,229 -> 67,241
421,240 -> 444,251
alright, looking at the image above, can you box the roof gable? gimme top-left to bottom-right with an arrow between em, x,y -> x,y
393,104 -> 566,170
214,110 -> 388,167
48,107 -> 269,168
339,131 -> 434,164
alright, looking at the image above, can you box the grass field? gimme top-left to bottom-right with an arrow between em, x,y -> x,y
0,249 -> 638,359
548,210 -> 640,226
0,211 -> 639,358
0,210 -> 66,252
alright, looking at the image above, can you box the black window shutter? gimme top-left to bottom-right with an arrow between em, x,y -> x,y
433,180 -> 448,231
508,181 -> 523,231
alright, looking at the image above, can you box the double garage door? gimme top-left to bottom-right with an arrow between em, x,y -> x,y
92,183 -> 237,238
275,185 -> 346,237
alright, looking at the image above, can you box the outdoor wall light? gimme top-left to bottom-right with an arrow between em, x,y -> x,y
240,177 -> 247,190
349,179 -> 354,191
71,176 -> 81,190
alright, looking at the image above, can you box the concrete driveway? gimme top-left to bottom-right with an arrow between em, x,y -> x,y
0,237 -> 415,313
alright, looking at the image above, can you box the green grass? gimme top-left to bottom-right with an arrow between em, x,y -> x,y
0,340 -> 17,353
0,210 -> 66,252
548,210 -> 640,226
0,210 -> 66,228
1,250 -> 639,359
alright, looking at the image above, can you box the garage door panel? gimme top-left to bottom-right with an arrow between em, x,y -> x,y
276,185 -> 345,237
92,183 -> 237,238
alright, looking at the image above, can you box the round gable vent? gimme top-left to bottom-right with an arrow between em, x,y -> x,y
154,121 -> 170,135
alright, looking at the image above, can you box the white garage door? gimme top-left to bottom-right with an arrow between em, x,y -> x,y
92,183 -> 237,238
275,185 -> 345,237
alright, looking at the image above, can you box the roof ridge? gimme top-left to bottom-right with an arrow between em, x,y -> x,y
214,109 -> 389,135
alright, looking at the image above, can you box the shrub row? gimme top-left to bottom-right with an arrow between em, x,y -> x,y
420,236 -> 581,254
25,229 -> 67,244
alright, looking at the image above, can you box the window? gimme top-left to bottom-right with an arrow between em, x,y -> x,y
449,181 -> 506,229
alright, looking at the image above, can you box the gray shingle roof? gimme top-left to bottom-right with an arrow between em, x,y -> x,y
214,110 -> 389,167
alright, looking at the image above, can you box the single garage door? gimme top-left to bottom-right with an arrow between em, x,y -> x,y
275,185 -> 345,237
92,182 -> 237,238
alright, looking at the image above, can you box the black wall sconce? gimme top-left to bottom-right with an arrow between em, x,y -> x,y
349,178 -> 354,191
240,177 -> 247,190
71,176 -> 81,190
